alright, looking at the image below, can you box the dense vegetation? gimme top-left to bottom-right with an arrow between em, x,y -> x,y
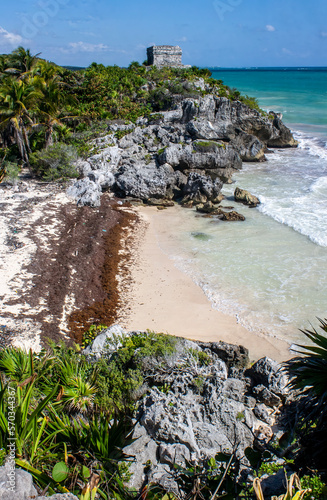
0,325 -> 326,499
0,47 -> 262,182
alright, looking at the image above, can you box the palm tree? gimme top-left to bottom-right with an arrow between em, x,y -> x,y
34,75 -> 77,146
10,46 -> 41,76
0,78 -> 42,163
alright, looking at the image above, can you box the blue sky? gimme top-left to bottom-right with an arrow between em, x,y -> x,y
0,0 -> 326,67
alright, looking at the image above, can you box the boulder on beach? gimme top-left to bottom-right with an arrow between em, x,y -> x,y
234,187 -> 260,207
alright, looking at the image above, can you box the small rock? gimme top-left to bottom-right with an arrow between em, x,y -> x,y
234,187 -> 260,207
221,210 -> 245,221
252,384 -> 282,407
83,324 -> 126,358
147,198 -> 175,207
253,403 -> 273,425
247,357 -> 288,397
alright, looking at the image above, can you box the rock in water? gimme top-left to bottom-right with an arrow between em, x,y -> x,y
221,210 -> 246,221
234,187 -> 260,207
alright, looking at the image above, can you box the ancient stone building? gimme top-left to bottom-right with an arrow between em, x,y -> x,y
147,45 -> 189,68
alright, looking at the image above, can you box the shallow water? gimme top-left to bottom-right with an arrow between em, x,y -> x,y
157,69 -> 327,346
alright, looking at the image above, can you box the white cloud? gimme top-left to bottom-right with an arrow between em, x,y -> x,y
176,36 -> 187,42
61,41 -> 110,53
282,47 -> 293,55
321,31 -> 327,37
59,42 -> 128,55
265,25 -> 275,32
0,26 -> 23,46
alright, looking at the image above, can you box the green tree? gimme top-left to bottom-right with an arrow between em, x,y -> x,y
0,78 -> 42,164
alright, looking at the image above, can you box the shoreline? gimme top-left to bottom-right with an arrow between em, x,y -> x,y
1,177 -> 292,361
120,206 -> 293,363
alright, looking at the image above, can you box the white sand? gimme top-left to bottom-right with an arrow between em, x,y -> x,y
0,181 -> 72,351
121,207 -> 293,363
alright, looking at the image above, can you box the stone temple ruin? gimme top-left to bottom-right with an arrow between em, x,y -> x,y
147,45 -> 190,69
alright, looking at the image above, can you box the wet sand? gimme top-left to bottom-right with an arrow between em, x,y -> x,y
121,206 -> 293,363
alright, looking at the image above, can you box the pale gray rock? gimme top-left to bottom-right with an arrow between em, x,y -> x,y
0,464 -> 37,500
254,403 -> 273,425
249,357 -> 289,397
66,178 -> 101,207
74,159 -> 92,177
252,384 -> 282,407
107,122 -> 135,133
123,423 -> 158,491
231,133 -> 266,162
222,378 -> 247,402
38,495 -> 79,500
115,162 -> 176,200
158,141 -> 241,177
87,169 -> 115,189
87,146 -> 121,171
158,443 -> 191,467
83,324 -> 126,358
182,172 -> 223,204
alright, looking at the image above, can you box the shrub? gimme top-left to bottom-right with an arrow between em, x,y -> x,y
82,324 -> 108,349
284,318 -> 327,423
193,140 -> 226,152
114,129 -> 133,140
30,143 -> 79,181
301,474 -> 327,499
2,161 -> 20,184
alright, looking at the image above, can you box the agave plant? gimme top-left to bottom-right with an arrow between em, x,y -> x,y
0,347 -> 34,383
54,359 -> 97,414
253,473 -> 310,500
284,318 -> 327,422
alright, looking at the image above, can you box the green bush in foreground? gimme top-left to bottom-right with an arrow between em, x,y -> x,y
30,142 -> 79,181
0,326 -> 325,498
285,318 -> 327,421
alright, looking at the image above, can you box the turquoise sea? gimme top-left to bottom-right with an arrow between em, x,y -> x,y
159,68 -> 327,346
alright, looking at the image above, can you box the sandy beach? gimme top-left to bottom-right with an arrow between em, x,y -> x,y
122,206 -> 293,363
1,176 -> 292,361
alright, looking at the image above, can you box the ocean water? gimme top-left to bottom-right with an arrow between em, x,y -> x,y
158,69 -> 327,346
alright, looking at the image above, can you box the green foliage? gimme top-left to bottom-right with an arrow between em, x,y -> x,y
144,153 -> 151,164
301,474 -> 327,499
239,95 -> 262,113
285,318 -> 327,423
258,461 -> 283,477
145,452 -> 244,499
52,461 -> 69,482
2,161 -> 20,183
254,473 -> 310,500
114,128 -> 133,140
0,343 -> 136,498
193,140 -> 226,152
30,142 -> 78,181
0,448 -> 6,466
188,347 -> 211,367
95,331 -> 177,413
82,324 -> 107,349
0,46 -> 263,169
0,347 -> 35,382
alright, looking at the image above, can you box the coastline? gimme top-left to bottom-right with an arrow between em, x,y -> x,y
1,178 -> 292,361
120,206 -> 293,363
